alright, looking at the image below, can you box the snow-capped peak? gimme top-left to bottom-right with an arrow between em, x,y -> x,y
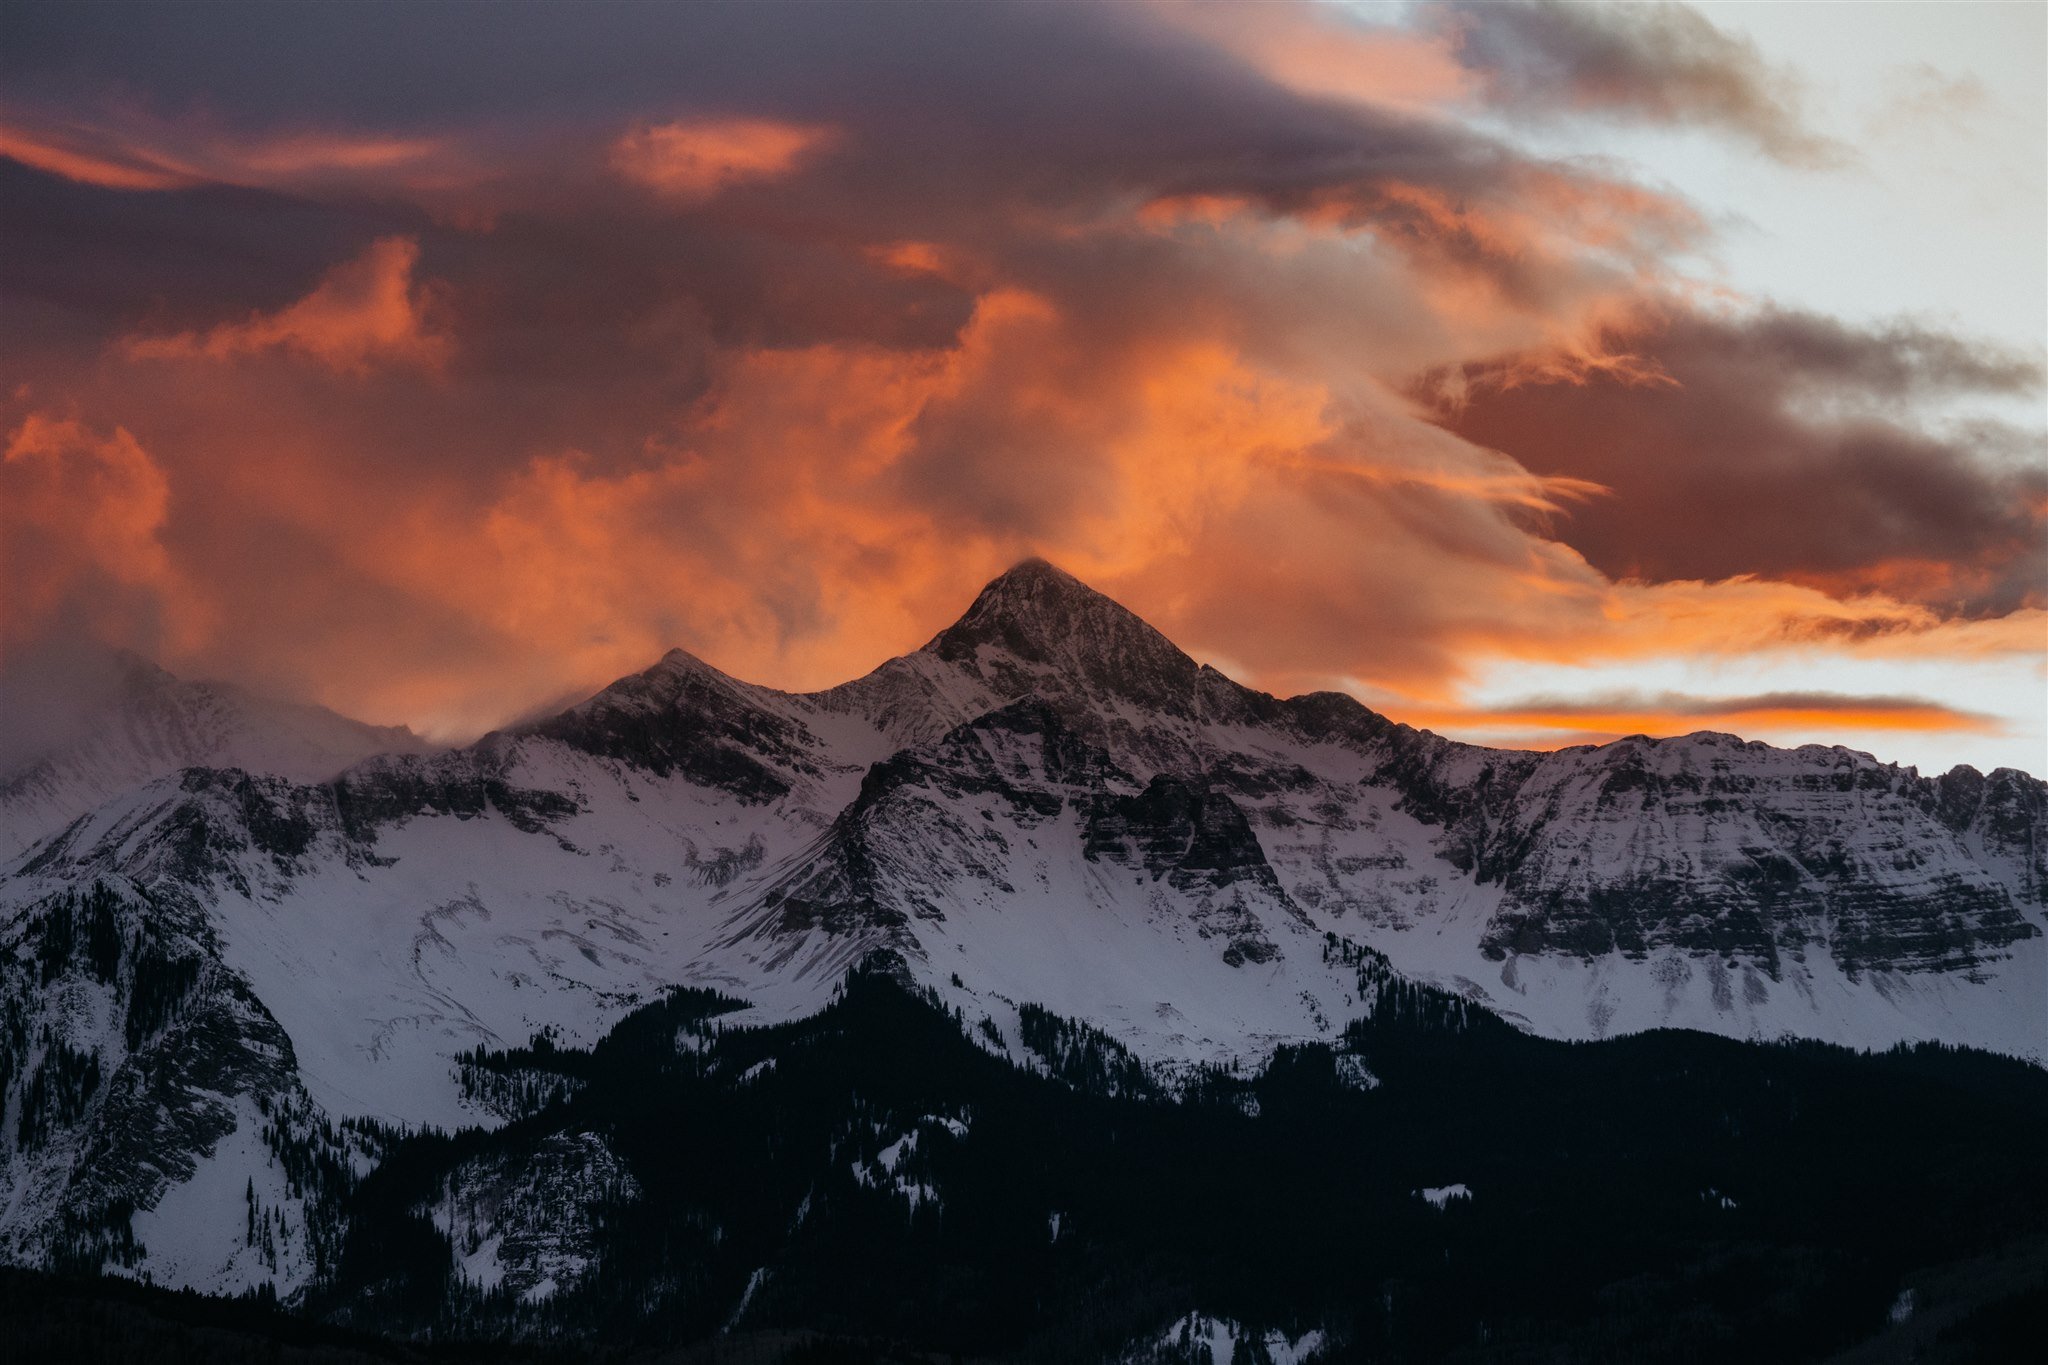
918,558 -> 1200,713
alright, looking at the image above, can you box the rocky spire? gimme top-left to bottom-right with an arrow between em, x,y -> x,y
920,559 -> 1200,710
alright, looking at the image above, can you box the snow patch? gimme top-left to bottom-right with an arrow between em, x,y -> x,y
1126,1311 -> 1326,1365
125,1095 -> 313,1297
1333,1054 -> 1380,1091
1417,1184 -> 1471,1210
723,1266 -> 769,1333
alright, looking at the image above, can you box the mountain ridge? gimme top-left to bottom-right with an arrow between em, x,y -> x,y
548,558 -> 2043,792
0,646 -> 436,860
0,559 -> 2041,1305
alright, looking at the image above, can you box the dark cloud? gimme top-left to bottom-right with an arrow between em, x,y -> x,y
1420,307 -> 2048,616
0,0 -> 1687,508
1697,310 -> 2044,395
0,0 -> 1679,288
0,161 -> 420,354
1434,0 -> 1842,165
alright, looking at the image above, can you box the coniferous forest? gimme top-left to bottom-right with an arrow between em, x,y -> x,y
10,947 -> 2045,1364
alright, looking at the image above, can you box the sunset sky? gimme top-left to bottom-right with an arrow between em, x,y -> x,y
3,0 -> 2042,775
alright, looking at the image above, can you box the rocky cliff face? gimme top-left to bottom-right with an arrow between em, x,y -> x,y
517,649 -> 851,804
0,876 -> 366,1292
1,560 -> 2041,1294
924,558 -> 1205,714
1458,735 -> 2040,977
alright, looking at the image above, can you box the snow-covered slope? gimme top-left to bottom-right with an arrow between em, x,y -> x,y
1,559 -> 2042,1293
0,648 -> 433,859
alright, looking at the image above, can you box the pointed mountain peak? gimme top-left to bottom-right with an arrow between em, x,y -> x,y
950,556 -> 1114,621
654,645 -> 724,677
928,559 -> 1161,657
558,645 -> 747,720
986,555 -> 1082,592
922,558 -> 1198,706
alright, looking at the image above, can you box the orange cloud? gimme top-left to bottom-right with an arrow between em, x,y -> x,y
67,256 -> 2040,752
610,117 -> 836,202
123,237 -> 450,375
0,110 -> 446,193
1777,556 -> 2040,617
0,415 -> 208,656
1151,0 -> 1474,114
1145,166 -> 1698,279
0,122 -> 194,190
185,323 -> 966,732
1333,572 -> 2045,706
1600,578 -> 2048,665
1387,691 -> 2004,745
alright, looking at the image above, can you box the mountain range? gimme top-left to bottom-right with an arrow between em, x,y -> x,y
2,560 -> 2042,1361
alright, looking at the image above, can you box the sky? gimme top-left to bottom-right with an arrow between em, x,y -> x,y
1,0 -> 2042,776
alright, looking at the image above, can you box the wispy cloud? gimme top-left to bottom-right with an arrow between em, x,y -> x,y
1430,0 -> 1847,165
0,110 -> 449,192
123,236 -> 450,374
1395,688 -> 2004,742
610,117 -> 837,202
